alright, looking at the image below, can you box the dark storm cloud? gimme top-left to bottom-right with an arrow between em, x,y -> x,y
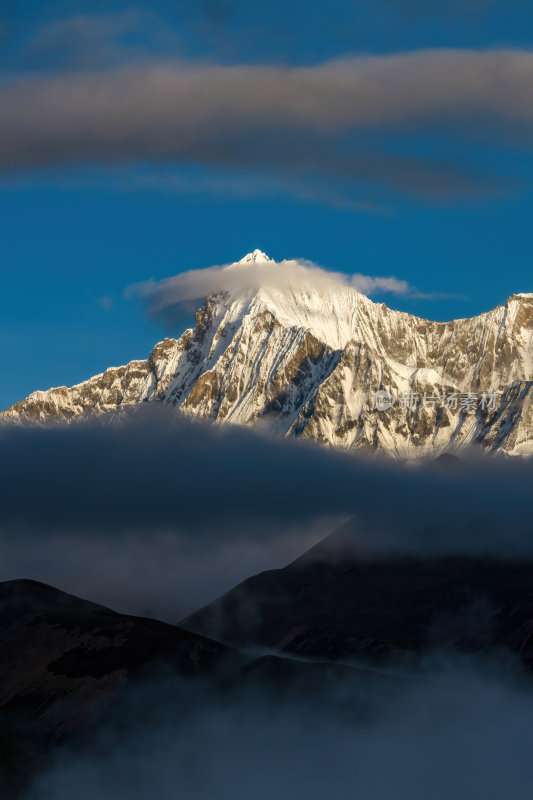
1,50 -> 533,200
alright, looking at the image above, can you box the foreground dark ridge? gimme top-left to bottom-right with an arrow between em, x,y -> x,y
0,578 -> 394,796
0,579 -> 231,738
184,531 -> 533,667
5,544 -> 533,795
0,579 -> 234,796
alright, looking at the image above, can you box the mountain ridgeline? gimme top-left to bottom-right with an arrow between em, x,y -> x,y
2,250 -> 533,458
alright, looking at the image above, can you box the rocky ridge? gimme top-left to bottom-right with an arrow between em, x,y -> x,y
2,251 -> 532,458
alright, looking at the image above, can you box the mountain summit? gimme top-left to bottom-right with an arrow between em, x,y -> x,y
2,252 -> 533,458
237,249 -> 273,264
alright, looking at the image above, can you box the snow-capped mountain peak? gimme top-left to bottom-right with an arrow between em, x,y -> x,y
2,253 -> 532,459
214,251 -> 370,350
237,249 -> 273,264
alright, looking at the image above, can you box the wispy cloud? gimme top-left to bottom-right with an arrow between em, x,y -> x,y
0,49 -> 532,202
350,273 -> 418,296
2,10 -> 184,73
97,295 -> 113,311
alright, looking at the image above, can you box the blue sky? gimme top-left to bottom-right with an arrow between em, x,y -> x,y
1,0 -> 533,410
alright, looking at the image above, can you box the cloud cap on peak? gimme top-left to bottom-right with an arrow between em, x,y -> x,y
131,252 -> 426,325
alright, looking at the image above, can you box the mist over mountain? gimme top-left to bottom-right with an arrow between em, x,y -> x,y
0,408 -> 532,623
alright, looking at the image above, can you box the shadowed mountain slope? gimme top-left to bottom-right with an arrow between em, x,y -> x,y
184,527 -> 533,668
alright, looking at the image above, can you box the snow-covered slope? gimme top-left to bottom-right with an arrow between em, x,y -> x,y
2,250 -> 533,458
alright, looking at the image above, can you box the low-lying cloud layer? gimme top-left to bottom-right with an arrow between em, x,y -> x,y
3,409 -> 533,800
0,408 -> 532,620
2,49 -> 533,201
24,656 -> 533,800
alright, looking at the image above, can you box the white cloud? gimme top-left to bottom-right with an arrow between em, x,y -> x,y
132,252 -> 428,323
349,274 -> 411,295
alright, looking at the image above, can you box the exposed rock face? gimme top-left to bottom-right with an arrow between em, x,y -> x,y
2,252 -> 532,458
